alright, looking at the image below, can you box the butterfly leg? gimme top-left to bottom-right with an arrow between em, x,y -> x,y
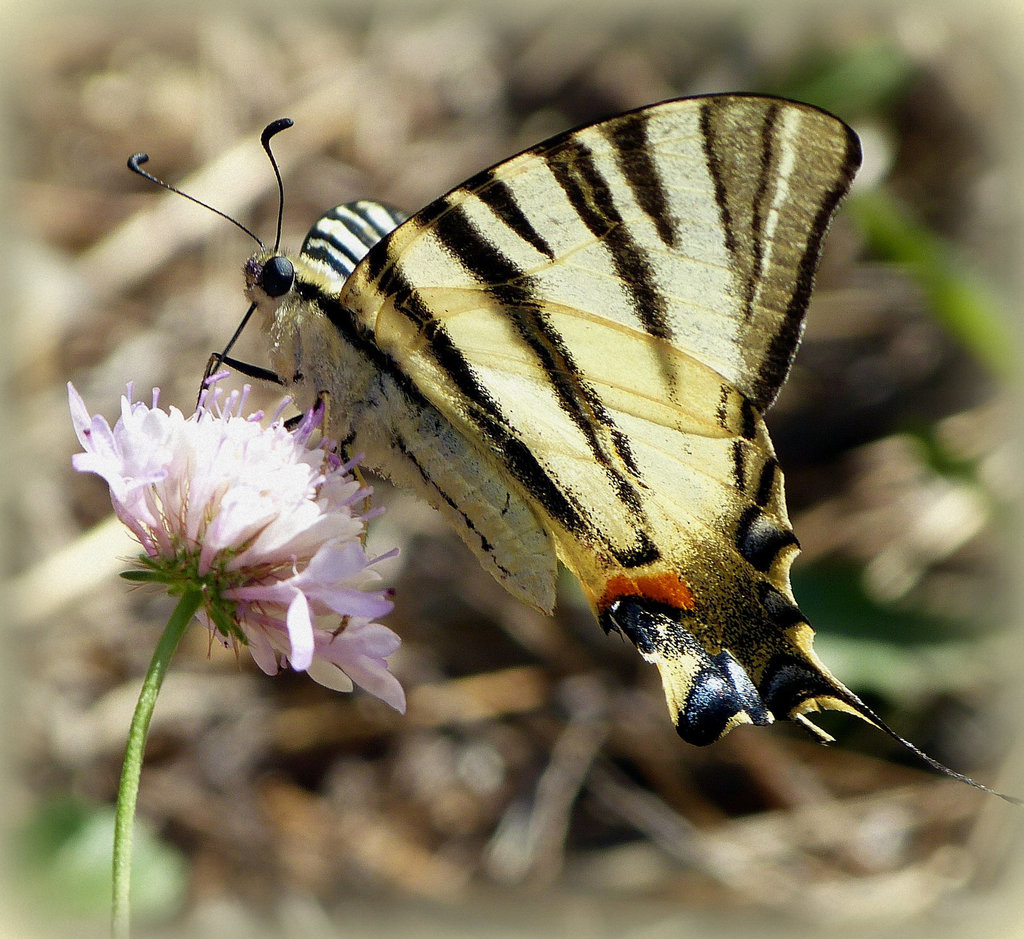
203,352 -> 285,386
197,352 -> 284,408
281,389 -> 332,437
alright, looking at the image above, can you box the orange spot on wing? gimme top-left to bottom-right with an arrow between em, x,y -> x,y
600,572 -> 695,613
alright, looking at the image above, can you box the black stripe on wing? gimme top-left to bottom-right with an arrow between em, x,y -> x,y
353,207 -> 661,567
735,505 -> 798,574
700,98 -> 861,413
606,115 -> 679,250
699,101 -> 774,329
472,174 -> 556,260
428,200 -> 647,503
747,104 -> 775,320
543,139 -> 673,344
758,147 -> 859,409
309,268 -> 596,544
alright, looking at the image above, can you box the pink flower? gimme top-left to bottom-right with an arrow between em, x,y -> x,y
68,379 -> 405,712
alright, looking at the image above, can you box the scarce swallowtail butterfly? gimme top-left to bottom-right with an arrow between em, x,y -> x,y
132,94 -> 1016,801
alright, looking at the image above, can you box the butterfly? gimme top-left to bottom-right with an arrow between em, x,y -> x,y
132,93 -> 1014,800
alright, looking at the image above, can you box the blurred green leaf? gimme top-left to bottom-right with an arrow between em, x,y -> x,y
793,562 -> 986,645
904,421 -> 982,484
14,797 -> 188,926
794,563 -> 1004,702
848,191 -> 1018,377
811,631 -> 997,704
775,41 -> 915,116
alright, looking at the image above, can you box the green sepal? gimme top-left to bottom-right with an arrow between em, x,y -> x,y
208,600 -> 244,643
120,570 -> 166,583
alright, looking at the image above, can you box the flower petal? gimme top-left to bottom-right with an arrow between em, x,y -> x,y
313,620 -> 406,712
285,591 -> 315,671
338,654 -> 406,713
246,626 -> 282,676
305,658 -> 355,693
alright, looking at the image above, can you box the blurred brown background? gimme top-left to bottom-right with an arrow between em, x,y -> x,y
4,1 -> 1024,935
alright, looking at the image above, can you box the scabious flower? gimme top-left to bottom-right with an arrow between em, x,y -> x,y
68,378 -> 405,712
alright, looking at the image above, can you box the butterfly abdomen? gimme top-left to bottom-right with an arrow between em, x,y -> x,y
301,201 -> 410,281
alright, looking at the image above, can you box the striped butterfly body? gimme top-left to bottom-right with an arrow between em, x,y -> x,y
234,94 -> 1011,797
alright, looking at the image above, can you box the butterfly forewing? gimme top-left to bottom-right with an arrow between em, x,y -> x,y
346,96 -> 859,407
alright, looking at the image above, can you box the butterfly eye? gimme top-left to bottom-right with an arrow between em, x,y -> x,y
260,256 -> 295,297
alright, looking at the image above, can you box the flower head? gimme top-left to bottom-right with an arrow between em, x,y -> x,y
68,379 -> 405,712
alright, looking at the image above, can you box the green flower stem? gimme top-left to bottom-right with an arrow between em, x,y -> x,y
112,586 -> 202,939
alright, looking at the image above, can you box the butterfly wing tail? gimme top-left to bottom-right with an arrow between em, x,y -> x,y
766,655 -> 1023,804
605,595 -> 1019,803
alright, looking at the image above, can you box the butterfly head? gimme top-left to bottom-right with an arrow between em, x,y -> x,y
245,252 -> 296,305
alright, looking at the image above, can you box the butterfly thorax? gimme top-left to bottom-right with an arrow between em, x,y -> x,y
246,250 -> 377,443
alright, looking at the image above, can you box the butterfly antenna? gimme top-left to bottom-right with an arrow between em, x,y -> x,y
203,120 -> 293,397
260,117 -> 293,252
127,153 -> 264,249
